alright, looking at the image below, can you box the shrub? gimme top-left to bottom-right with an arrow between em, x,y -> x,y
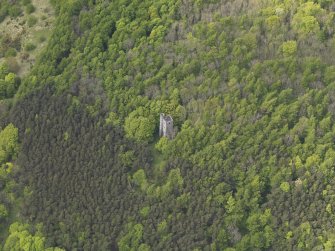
26,4 -> 36,14
5,57 -> 20,73
0,204 -> 8,219
25,43 -> 36,51
5,48 -> 17,57
8,6 -> 21,18
22,0 -> 32,5
27,16 -> 38,27
0,8 -> 8,23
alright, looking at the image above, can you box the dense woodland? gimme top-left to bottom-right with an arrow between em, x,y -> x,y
1,0 -> 335,250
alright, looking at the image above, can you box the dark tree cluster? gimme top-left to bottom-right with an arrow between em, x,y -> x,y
9,85 -> 152,250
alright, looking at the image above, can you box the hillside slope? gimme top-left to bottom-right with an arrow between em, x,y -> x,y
1,0 -> 335,250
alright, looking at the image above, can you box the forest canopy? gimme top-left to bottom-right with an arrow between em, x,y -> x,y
1,0 -> 335,250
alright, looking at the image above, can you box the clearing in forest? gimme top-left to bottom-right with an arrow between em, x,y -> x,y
0,0 -> 55,76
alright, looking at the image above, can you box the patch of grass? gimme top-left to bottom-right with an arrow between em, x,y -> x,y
22,0 -> 32,5
38,35 -> 46,43
31,29 -> 52,44
27,16 -> 38,27
25,42 -> 36,51
20,52 -> 29,60
5,48 -> 17,57
5,57 -> 20,73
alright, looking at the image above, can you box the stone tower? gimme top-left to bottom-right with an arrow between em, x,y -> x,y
159,113 -> 174,139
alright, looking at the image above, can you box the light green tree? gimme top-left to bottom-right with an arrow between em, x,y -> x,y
124,115 -> 155,141
118,223 -> 150,251
0,124 -> 19,164
4,222 -> 65,251
282,41 -> 297,57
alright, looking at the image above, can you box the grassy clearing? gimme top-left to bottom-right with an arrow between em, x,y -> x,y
0,0 -> 55,76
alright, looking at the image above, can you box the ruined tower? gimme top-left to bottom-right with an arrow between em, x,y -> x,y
159,113 -> 174,139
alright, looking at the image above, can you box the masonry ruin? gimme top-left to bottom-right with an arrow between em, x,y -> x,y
159,113 -> 174,139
